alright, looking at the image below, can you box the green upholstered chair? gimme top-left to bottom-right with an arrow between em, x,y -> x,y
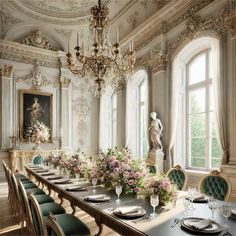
18,181 -> 64,234
166,165 -> 187,190
28,194 -> 90,236
198,170 -> 231,201
32,154 -> 45,165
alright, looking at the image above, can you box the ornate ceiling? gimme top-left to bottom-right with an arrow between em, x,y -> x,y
0,0 -> 170,50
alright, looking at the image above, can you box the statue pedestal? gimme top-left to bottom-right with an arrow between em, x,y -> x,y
146,149 -> 165,174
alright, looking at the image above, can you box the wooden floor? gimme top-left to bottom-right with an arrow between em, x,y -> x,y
0,178 -> 120,236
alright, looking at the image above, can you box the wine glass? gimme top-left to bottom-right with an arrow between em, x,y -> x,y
75,173 -> 80,182
183,197 -> 190,216
92,177 -> 97,193
220,205 -> 231,232
150,195 -> 159,218
115,185 -> 122,203
188,187 -> 196,211
65,169 -> 70,179
208,197 -> 218,220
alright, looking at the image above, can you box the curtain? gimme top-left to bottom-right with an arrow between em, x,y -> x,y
165,61 -> 180,171
212,38 -> 229,164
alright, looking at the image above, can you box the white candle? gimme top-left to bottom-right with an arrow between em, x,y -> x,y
77,33 -> 79,46
116,27 -> 119,42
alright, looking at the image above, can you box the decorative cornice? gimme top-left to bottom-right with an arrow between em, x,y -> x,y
167,10 -> 228,59
133,0 -> 216,52
0,40 -> 60,68
16,61 -> 52,90
21,30 -> 57,51
0,64 -> 13,77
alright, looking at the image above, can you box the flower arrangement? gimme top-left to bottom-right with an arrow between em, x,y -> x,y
24,120 -> 50,143
66,152 -> 87,176
138,174 -> 178,205
93,147 -> 147,194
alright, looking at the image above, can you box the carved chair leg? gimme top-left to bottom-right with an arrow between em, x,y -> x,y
95,222 -> 103,236
70,203 -> 76,215
58,194 -> 64,205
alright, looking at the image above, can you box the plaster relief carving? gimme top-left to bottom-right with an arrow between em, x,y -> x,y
127,11 -> 138,29
0,64 -> 13,77
16,61 -> 52,90
22,30 -> 56,51
60,77 -> 71,88
167,10 -> 228,59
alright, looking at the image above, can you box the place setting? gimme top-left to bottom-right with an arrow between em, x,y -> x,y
83,194 -> 111,203
52,178 -> 72,184
47,175 -> 64,180
66,185 -> 87,192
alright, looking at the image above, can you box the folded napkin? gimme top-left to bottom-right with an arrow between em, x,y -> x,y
194,194 -> 205,200
231,209 -> 236,215
47,176 -> 63,180
66,186 -> 86,191
187,219 -> 212,230
86,194 -> 106,200
117,206 -> 141,215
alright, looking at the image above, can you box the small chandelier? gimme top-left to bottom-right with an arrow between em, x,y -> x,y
66,0 -> 135,97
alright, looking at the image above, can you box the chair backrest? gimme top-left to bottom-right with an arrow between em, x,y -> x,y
9,170 -> 21,204
2,161 -> 12,191
198,170 -> 231,201
166,165 -> 187,190
47,213 -> 65,236
32,154 -> 45,165
18,180 -> 34,231
28,193 -> 45,236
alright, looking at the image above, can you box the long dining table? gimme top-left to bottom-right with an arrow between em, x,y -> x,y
25,165 -> 236,236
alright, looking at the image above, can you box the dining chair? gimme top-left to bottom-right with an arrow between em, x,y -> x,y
18,180 -> 64,233
32,154 -> 45,165
198,170 -> 232,201
166,165 -> 187,190
28,193 -> 91,236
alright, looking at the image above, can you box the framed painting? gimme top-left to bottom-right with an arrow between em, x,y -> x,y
19,90 -> 53,142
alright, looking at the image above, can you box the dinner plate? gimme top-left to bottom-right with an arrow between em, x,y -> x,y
84,194 -> 111,202
113,206 -> 146,218
47,176 -> 63,180
53,179 -> 72,184
181,217 -> 222,234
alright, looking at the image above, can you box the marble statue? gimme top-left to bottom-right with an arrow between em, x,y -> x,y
149,112 -> 163,151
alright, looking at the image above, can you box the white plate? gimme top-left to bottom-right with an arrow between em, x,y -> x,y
84,194 -> 111,202
181,217 -> 222,234
114,206 -> 146,218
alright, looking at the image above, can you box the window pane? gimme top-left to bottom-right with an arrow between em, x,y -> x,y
189,114 -> 205,137
190,138 -> 205,168
189,88 -> 205,114
211,137 -> 221,168
188,53 -> 206,85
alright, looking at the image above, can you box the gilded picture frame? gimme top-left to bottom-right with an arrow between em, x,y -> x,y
19,90 -> 53,142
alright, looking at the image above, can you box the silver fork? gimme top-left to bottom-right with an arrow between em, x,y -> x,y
171,218 -> 180,228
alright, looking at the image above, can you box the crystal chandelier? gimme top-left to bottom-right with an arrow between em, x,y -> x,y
66,0 -> 135,97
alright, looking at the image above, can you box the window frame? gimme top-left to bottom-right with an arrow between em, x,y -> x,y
186,49 -> 218,171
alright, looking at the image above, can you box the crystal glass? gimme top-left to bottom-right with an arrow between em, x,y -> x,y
220,205 -> 231,222
208,197 -> 218,220
115,185 -> 122,203
150,195 -> 159,218
183,197 -> 190,216
75,173 -> 80,182
65,169 -> 70,179
56,166 -> 61,175
92,177 -> 97,193
188,187 -> 196,211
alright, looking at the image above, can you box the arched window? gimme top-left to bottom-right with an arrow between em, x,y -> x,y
174,37 -> 221,170
126,69 -> 149,158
